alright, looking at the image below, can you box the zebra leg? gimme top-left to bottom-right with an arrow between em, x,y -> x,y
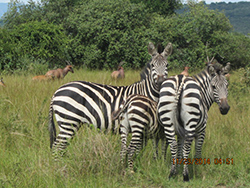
162,118 -> 177,178
127,130 -> 143,173
182,135 -> 195,182
51,108 -> 81,158
162,137 -> 169,160
120,123 -> 129,165
160,112 -> 177,178
169,138 -> 178,179
153,137 -> 160,159
194,129 -> 206,159
127,139 -> 141,172
177,135 -> 184,159
177,135 -> 184,171
52,132 -> 71,158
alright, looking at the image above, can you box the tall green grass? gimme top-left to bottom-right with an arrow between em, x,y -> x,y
0,69 -> 249,187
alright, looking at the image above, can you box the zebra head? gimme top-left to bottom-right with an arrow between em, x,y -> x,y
147,42 -> 172,90
208,61 -> 231,115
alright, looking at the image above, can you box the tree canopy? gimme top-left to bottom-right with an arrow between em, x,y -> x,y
0,0 -> 249,73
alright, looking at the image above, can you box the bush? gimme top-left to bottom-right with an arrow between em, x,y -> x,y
0,21 -> 70,72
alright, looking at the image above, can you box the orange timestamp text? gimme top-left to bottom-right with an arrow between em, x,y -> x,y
173,158 -> 234,165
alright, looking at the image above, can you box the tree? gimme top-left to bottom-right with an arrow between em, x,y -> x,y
1,0 -> 250,72
130,0 -> 183,16
3,0 -> 43,29
162,2 -> 235,69
65,0 -> 159,69
0,21 -> 70,71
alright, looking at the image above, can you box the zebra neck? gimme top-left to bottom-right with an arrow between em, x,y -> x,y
123,74 -> 159,102
193,71 -> 214,111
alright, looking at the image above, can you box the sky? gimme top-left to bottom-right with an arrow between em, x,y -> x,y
1,0 -> 250,3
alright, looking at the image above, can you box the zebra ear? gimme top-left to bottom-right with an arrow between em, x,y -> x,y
148,42 -> 158,56
162,42 -> 172,58
208,63 -> 216,76
222,62 -> 231,75
157,43 -> 163,53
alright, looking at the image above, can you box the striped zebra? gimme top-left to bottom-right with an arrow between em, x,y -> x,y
49,42 -> 172,156
158,60 -> 230,181
112,94 -> 166,172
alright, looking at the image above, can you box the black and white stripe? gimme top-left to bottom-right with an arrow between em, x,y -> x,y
49,42 -> 172,155
158,61 -> 231,181
112,94 -> 166,171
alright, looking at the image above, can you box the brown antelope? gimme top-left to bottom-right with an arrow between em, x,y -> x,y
32,75 -> 52,81
180,66 -> 190,76
45,65 -> 74,79
0,77 -> 6,87
111,62 -> 125,79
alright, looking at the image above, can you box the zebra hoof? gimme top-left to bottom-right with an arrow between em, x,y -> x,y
183,174 -> 189,182
169,171 -> 176,180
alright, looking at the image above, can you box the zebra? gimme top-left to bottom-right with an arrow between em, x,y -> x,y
49,42 -> 172,156
112,94 -> 167,172
158,60 -> 231,181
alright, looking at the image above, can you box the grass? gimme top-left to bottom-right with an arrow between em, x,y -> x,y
0,68 -> 249,187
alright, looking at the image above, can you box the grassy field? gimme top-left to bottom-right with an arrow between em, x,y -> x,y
0,68 -> 249,188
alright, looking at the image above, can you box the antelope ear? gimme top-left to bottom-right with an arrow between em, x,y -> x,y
66,60 -> 71,65
222,62 -> 231,75
162,42 -> 172,58
119,61 -> 125,67
148,42 -> 158,56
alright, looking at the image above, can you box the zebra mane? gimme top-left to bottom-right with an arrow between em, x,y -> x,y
140,60 -> 151,81
213,62 -> 223,73
194,61 -> 224,80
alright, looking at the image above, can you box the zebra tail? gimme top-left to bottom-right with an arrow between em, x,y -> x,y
48,99 -> 56,149
111,97 -> 132,121
111,109 -> 122,121
173,76 -> 186,138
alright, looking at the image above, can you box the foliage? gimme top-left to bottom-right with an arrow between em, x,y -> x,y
177,1 -> 250,35
130,0 -> 183,16
65,0 -> 156,69
229,68 -> 250,100
1,0 -> 250,72
210,32 -> 250,68
163,2 -> 234,69
0,20 -> 70,71
39,0 -> 82,26
2,0 -> 42,29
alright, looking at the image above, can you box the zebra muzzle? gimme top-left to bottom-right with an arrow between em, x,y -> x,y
219,98 -> 230,115
157,75 -> 166,87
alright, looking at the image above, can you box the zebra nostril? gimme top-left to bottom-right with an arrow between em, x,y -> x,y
157,76 -> 165,87
219,98 -> 230,115
220,106 -> 230,115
